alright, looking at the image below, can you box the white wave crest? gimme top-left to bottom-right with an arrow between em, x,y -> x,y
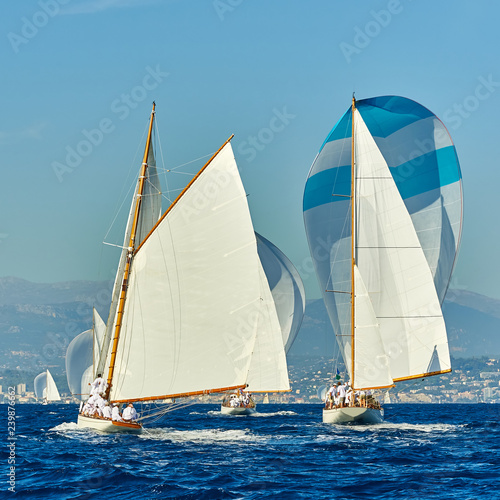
140,427 -> 266,444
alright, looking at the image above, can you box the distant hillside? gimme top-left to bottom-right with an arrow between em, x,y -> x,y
288,289 -> 500,359
0,277 -> 499,385
0,277 -> 112,379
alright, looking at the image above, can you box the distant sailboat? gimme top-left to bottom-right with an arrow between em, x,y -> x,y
220,233 -> 305,415
65,308 -> 105,400
75,103 -> 279,432
34,369 -> 61,404
303,96 -> 463,424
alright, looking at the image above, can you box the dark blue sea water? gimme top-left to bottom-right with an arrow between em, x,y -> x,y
2,403 -> 499,499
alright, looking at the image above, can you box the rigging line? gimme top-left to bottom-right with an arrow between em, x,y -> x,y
102,179 -> 136,242
103,242 -> 129,250
103,124 -> 150,243
153,115 -> 167,192
165,170 -> 200,176
168,152 -> 214,172
137,400 -> 198,423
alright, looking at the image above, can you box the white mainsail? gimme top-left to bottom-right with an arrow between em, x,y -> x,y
46,369 -> 61,401
108,140 -> 266,402
353,109 -> 450,387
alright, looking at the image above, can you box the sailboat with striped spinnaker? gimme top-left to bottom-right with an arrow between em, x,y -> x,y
303,95 -> 463,424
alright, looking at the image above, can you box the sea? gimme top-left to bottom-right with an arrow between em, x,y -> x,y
2,402 -> 499,499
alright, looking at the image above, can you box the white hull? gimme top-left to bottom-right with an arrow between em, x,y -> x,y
323,406 -> 384,424
77,414 -> 142,434
220,404 -> 256,416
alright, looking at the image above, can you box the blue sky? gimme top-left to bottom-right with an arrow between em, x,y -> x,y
0,0 -> 498,300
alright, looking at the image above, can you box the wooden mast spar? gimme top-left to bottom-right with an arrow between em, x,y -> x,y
104,102 -> 156,399
350,95 -> 356,392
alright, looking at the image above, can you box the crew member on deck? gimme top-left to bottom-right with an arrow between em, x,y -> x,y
89,374 -> 106,396
111,403 -> 123,422
122,403 -> 138,421
102,402 -> 112,419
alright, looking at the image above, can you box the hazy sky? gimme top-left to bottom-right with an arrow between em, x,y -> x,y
1,0 -> 498,300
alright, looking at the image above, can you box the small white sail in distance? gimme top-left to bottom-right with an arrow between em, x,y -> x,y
34,369 -> 61,402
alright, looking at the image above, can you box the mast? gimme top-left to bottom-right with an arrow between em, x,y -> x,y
350,95 -> 356,390
104,102 -> 156,399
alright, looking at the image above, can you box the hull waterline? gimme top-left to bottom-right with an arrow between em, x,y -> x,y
77,414 -> 142,434
220,405 -> 256,416
323,406 -> 384,424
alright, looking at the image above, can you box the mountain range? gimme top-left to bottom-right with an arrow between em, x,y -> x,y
1,277 -> 499,378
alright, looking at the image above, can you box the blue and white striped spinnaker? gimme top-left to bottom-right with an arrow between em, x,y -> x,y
303,96 -> 462,389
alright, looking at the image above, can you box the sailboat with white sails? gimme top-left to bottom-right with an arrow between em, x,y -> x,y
303,95 -> 463,424
66,308 -> 105,401
76,103 -> 286,432
34,369 -> 61,404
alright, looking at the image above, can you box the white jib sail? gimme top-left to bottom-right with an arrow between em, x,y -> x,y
354,109 -> 450,381
109,142 -> 264,401
46,369 -> 61,401
244,259 -> 290,393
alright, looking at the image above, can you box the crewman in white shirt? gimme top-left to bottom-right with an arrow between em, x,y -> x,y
89,374 -> 104,396
122,403 -> 138,421
111,403 -> 123,421
338,382 -> 346,407
102,402 -> 112,419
